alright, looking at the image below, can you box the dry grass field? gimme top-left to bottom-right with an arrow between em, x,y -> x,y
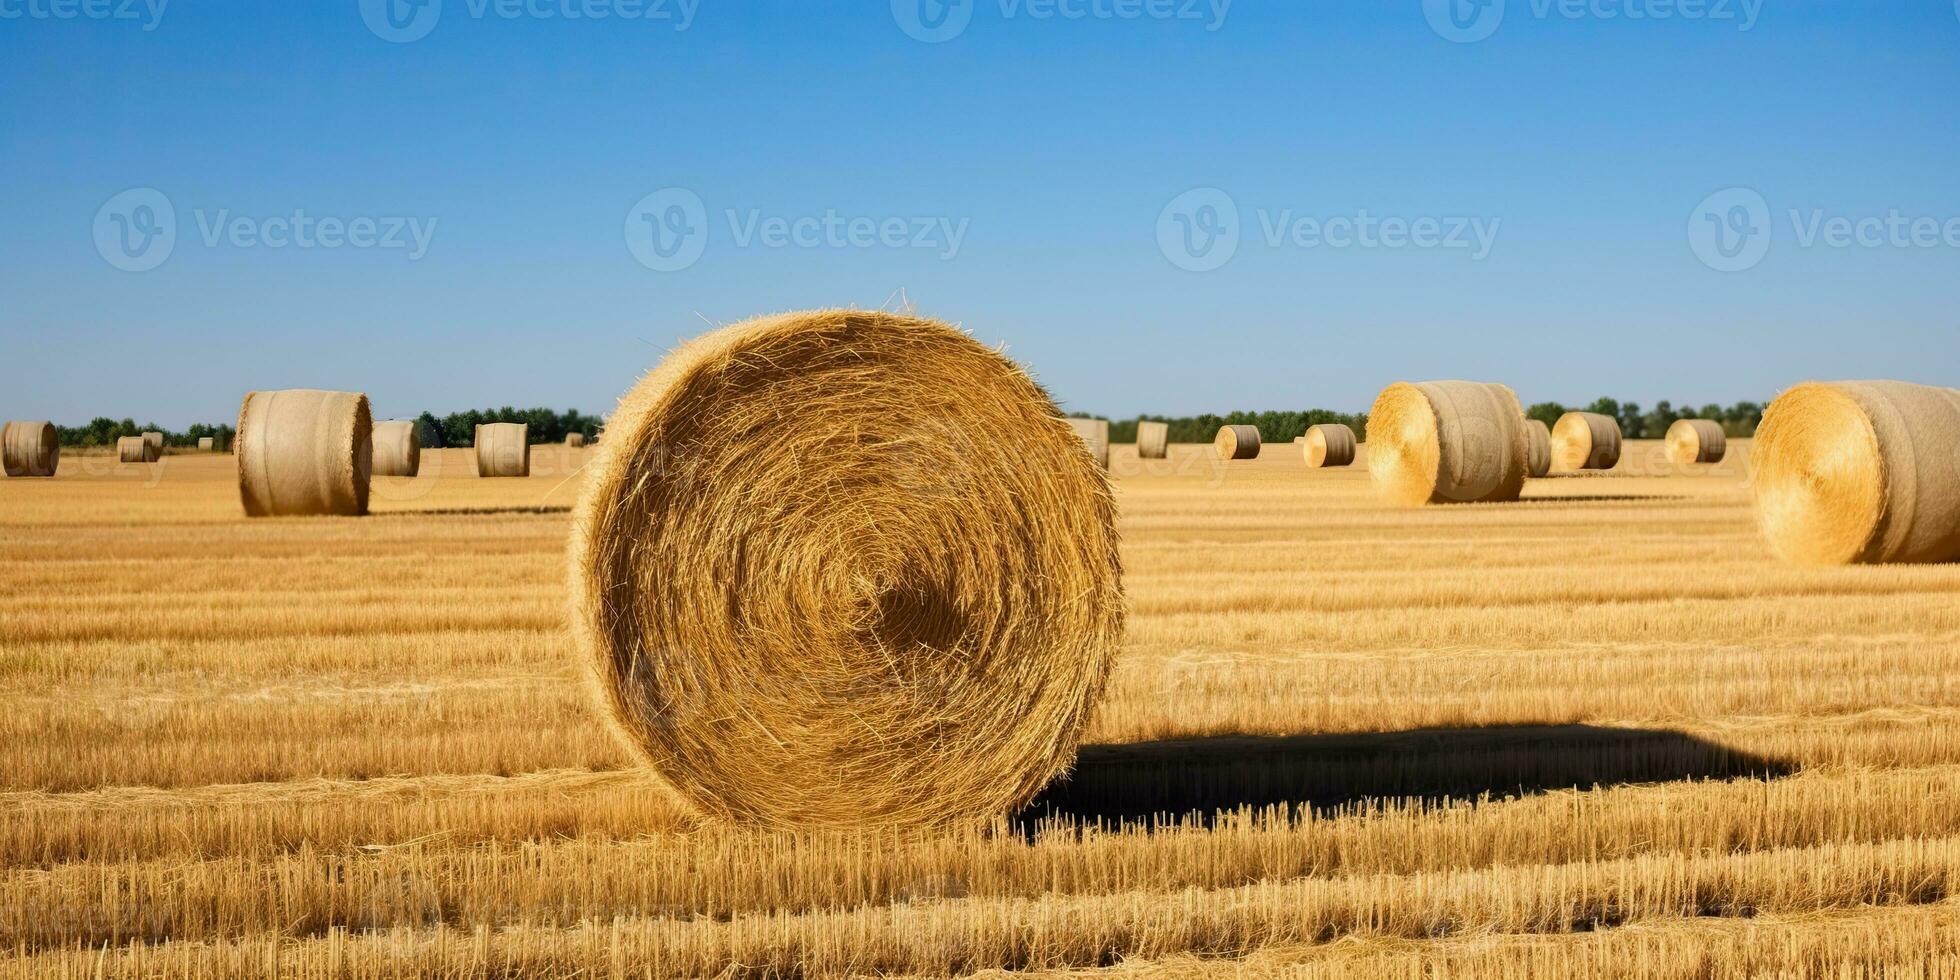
6,439 -> 1960,977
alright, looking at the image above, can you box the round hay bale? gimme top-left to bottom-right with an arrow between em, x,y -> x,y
1136,420 -> 1168,460
1065,417 -> 1110,469
196,436 -> 215,452
1667,418 -> 1727,466
142,431 -> 163,456
566,432 -> 587,448
474,423 -> 530,477
1367,381 -> 1528,506
236,389 -> 372,517
570,309 -> 1124,826
2,421 -> 59,477
372,420 -> 421,477
1753,380 -> 1960,565
1302,423 -> 1356,468
1551,412 -> 1623,471
1214,424 -> 1260,460
1523,418 -> 1553,478
117,436 -> 153,464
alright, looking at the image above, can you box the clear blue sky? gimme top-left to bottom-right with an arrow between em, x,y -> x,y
3,1 -> 1956,428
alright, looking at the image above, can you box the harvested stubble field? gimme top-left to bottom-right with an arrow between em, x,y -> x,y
6,439 -> 1960,978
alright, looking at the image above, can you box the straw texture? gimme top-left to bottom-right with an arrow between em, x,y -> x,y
1552,412 -> 1623,471
1214,425 -> 1260,460
1753,380 -> 1960,565
1065,418 -> 1110,469
1667,418 -> 1728,465
372,421 -> 421,478
235,389 -> 372,517
1302,423 -> 1356,468
569,309 -> 1124,826
1135,420 -> 1168,460
2,421 -> 58,477
1367,381 -> 1528,506
1524,418 -> 1553,479
475,423 -> 530,478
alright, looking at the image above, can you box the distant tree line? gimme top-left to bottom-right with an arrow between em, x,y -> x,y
1075,399 -> 1767,444
57,418 -> 235,448
412,407 -> 603,448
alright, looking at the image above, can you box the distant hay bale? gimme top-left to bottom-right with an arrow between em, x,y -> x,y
1136,420 -> 1168,460
236,389 -> 372,517
1214,424 -> 1260,460
474,423 -> 530,477
1753,380 -> 1960,565
1667,418 -> 1727,465
117,435 -> 159,464
196,437 -> 214,452
1302,423 -> 1356,468
372,421 -> 421,477
1367,381 -> 1527,506
142,431 -> 163,456
1551,412 -> 1623,471
569,309 -> 1123,826
2,421 -> 59,477
1524,418 -> 1553,478
566,432 -> 586,448
1065,417 -> 1110,469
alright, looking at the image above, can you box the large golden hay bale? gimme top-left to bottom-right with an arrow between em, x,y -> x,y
475,423 -> 530,478
1367,381 -> 1527,506
1302,423 -> 1356,468
236,389 -> 372,517
2,421 -> 59,477
1523,418 -> 1552,478
117,436 -> 152,463
566,432 -> 586,448
1136,420 -> 1168,460
1753,380 -> 1960,565
142,431 -> 163,455
1667,418 -> 1727,465
569,310 -> 1124,826
1065,417 -> 1110,469
372,420 -> 421,477
1551,411 -> 1622,471
1214,424 -> 1260,460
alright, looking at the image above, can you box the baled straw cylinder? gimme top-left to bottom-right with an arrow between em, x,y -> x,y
236,389 -> 372,517
2,421 -> 59,477
1524,418 -> 1553,478
1214,424 -> 1260,460
117,436 -> 152,463
1667,418 -> 1727,465
197,437 -> 214,452
1752,380 -> 1960,565
1302,423 -> 1356,468
142,431 -> 163,456
1551,412 -> 1623,472
570,310 -> 1124,826
1065,417 -> 1110,469
372,420 -> 421,477
1136,420 -> 1168,460
567,432 -> 586,448
1367,381 -> 1528,506
474,423 -> 530,477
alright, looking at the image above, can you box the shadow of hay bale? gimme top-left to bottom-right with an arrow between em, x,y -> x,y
1016,724 -> 1793,832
